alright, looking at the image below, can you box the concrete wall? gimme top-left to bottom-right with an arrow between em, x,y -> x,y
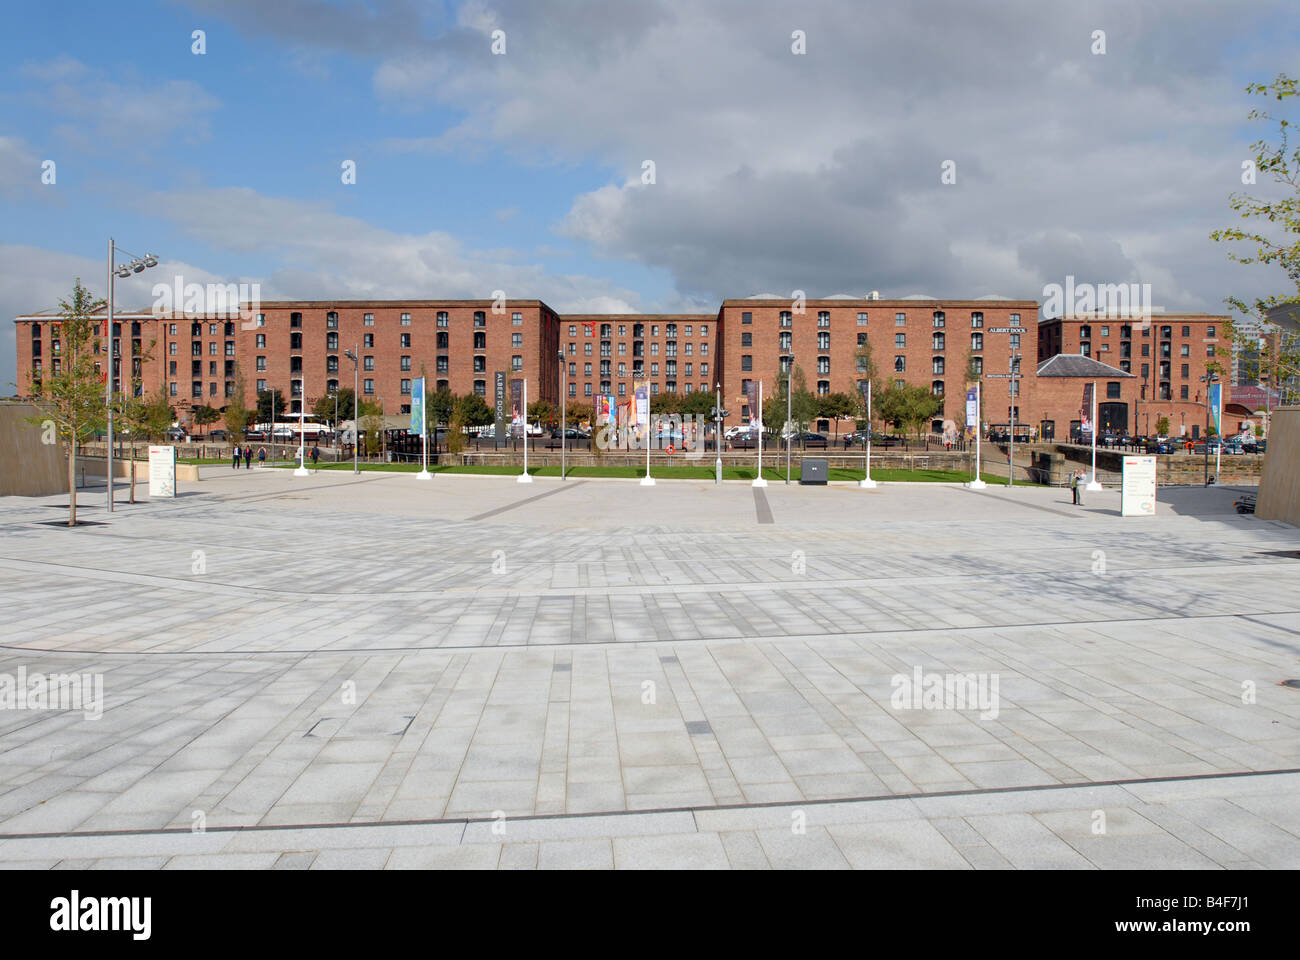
1258,406 -> 1300,526
0,402 -> 66,497
80,457 -> 201,484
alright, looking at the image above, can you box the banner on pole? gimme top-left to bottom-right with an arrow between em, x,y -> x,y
745,381 -> 761,430
410,377 -> 425,437
964,386 -> 978,441
510,378 -> 524,438
494,371 -> 508,442
1209,382 -> 1222,434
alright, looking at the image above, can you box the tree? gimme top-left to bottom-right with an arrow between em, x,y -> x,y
1156,415 -> 1171,436
818,392 -> 858,438
1210,73 -> 1300,393
224,365 -> 249,439
313,388 -> 353,428
191,405 -> 220,437
650,392 -> 682,415
428,387 -> 454,427
256,389 -> 286,425
358,399 -> 384,456
454,392 -> 494,427
681,390 -> 717,417
565,401 -> 593,428
25,280 -> 106,525
878,383 -> 943,436
528,399 -> 556,427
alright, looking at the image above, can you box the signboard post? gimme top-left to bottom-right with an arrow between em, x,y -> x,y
148,445 -> 176,498
1085,381 -> 1102,491
517,379 -> 532,483
494,371 -> 508,449
966,382 -> 986,489
413,376 -> 430,480
1120,455 -> 1157,516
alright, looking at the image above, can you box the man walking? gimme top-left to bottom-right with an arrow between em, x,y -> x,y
1070,470 -> 1079,505
243,445 -> 252,469
232,444 -> 241,470
310,444 -> 320,468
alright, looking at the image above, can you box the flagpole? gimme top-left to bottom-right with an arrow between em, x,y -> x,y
639,382 -> 654,486
517,378 -> 532,483
417,376 -> 431,479
752,380 -> 767,487
968,381 -> 986,489
859,380 -> 876,488
1086,379 -> 1101,491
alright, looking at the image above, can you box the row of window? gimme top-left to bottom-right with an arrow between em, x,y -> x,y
568,323 -> 709,338
751,311 -> 1017,328
1078,324 -> 1216,340
282,311 -> 527,329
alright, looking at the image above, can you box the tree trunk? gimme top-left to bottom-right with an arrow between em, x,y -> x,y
67,443 -> 76,526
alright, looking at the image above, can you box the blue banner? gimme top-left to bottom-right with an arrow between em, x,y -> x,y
1209,382 -> 1222,434
410,377 -> 425,436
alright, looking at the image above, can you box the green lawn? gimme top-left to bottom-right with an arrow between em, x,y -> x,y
269,461 -> 1038,484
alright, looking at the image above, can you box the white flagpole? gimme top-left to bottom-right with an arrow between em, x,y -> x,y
294,389 -> 308,476
1214,385 -> 1222,482
417,376 -> 431,480
860,380 -> 876,488
1086,380 -> 1101,490
752,380 -> 767,487
517,378 -> 532,483
968,381 -> 986,489
640,385 -> 654,485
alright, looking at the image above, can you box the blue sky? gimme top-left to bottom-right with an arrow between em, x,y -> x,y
2,0 -> 1298,392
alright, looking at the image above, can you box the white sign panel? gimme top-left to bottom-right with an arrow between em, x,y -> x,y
1120,455 -> 1156,517
148,445 -> 177,498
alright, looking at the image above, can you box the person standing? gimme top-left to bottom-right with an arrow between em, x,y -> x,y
243,446 -> 252,469
258,446 -> 267,467
1070,470 -> 1080,505
232,444 -> 241,469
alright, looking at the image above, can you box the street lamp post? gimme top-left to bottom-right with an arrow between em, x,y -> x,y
1009,352 -> 1020,489
104,239 -> 159,513
559,350 -> 566,480
1201,372 -> 1220,486
714,381 -> 723,484
785,356 -> 793,484
344,346 -> 359,474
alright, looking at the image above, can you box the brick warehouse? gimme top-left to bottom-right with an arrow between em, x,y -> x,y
716,295 -> 1039,432
13,294 -> 1236,440
1038,312 -> 1231,438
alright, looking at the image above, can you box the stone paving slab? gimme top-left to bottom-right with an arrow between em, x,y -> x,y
0,471 -> 1297,867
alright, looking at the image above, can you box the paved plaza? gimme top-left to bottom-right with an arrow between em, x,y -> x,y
0,469 -> 1297,869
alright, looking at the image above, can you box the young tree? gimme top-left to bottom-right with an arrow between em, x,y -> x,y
681,390 -> 716,417
1210,73 -> 1300,394
224,365 -> 249,439
256,389 -> 286,424
25,280 -> 106,525
565,401 -> 593,428
528,399 -> 556,427
312,387 -> 352,428
428,387 -> 455,427
454,392 -> 494,427
191,405 -> 220,437
650,392 -> 682,415
879,384 -> 943,437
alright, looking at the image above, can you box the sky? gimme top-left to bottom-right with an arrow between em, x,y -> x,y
1,0 -> 1297,393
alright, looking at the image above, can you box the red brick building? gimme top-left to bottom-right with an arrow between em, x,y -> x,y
1032,354 -> 1138,441
715,295 -> 1040,432
560,315 -> 717,404
16,294 -> 1237,442
1038,313 -> 1229,437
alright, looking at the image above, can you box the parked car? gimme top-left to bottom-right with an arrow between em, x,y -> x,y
164,427 -> 188,443
207,429 -> 229,442
725,424 -> 753,440
844,430 -> 889,447
550,428 -> 586,440
1234,493 -> 1257,515
792,432 -> 828,449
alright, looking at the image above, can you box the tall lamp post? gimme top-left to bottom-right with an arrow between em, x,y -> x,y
1008,352 -> 1020,489
105,239 -> 159,513
785,356 -> 794,484
714,381 -> 724,484
559,349 -> 566,480
1200,371 -> 1220,486
344,346 -> 359,474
